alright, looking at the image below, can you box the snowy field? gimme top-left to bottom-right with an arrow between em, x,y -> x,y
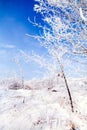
0,77 -> 87,130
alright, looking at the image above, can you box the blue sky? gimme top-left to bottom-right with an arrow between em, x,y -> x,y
0,0 -> 87,79
0,0 -> 47,79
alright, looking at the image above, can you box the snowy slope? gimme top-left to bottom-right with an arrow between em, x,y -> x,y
0,77 -> 87,130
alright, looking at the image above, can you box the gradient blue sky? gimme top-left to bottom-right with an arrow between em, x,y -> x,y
0,0 -> 87,79
0,0 -> 48,79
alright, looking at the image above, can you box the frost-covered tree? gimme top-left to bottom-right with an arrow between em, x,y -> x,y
14,57 -> 24,88
27,0 -> 87,114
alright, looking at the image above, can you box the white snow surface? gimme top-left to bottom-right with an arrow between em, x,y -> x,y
0,77 -> 87,130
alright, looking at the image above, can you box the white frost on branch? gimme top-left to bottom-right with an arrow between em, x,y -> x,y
79,7 -> 87,21
19,50 -> 59,76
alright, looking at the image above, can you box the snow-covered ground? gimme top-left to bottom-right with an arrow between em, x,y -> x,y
0,77 -> 87,130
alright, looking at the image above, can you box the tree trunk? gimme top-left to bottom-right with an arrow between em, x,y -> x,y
57,57 -> 74,113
